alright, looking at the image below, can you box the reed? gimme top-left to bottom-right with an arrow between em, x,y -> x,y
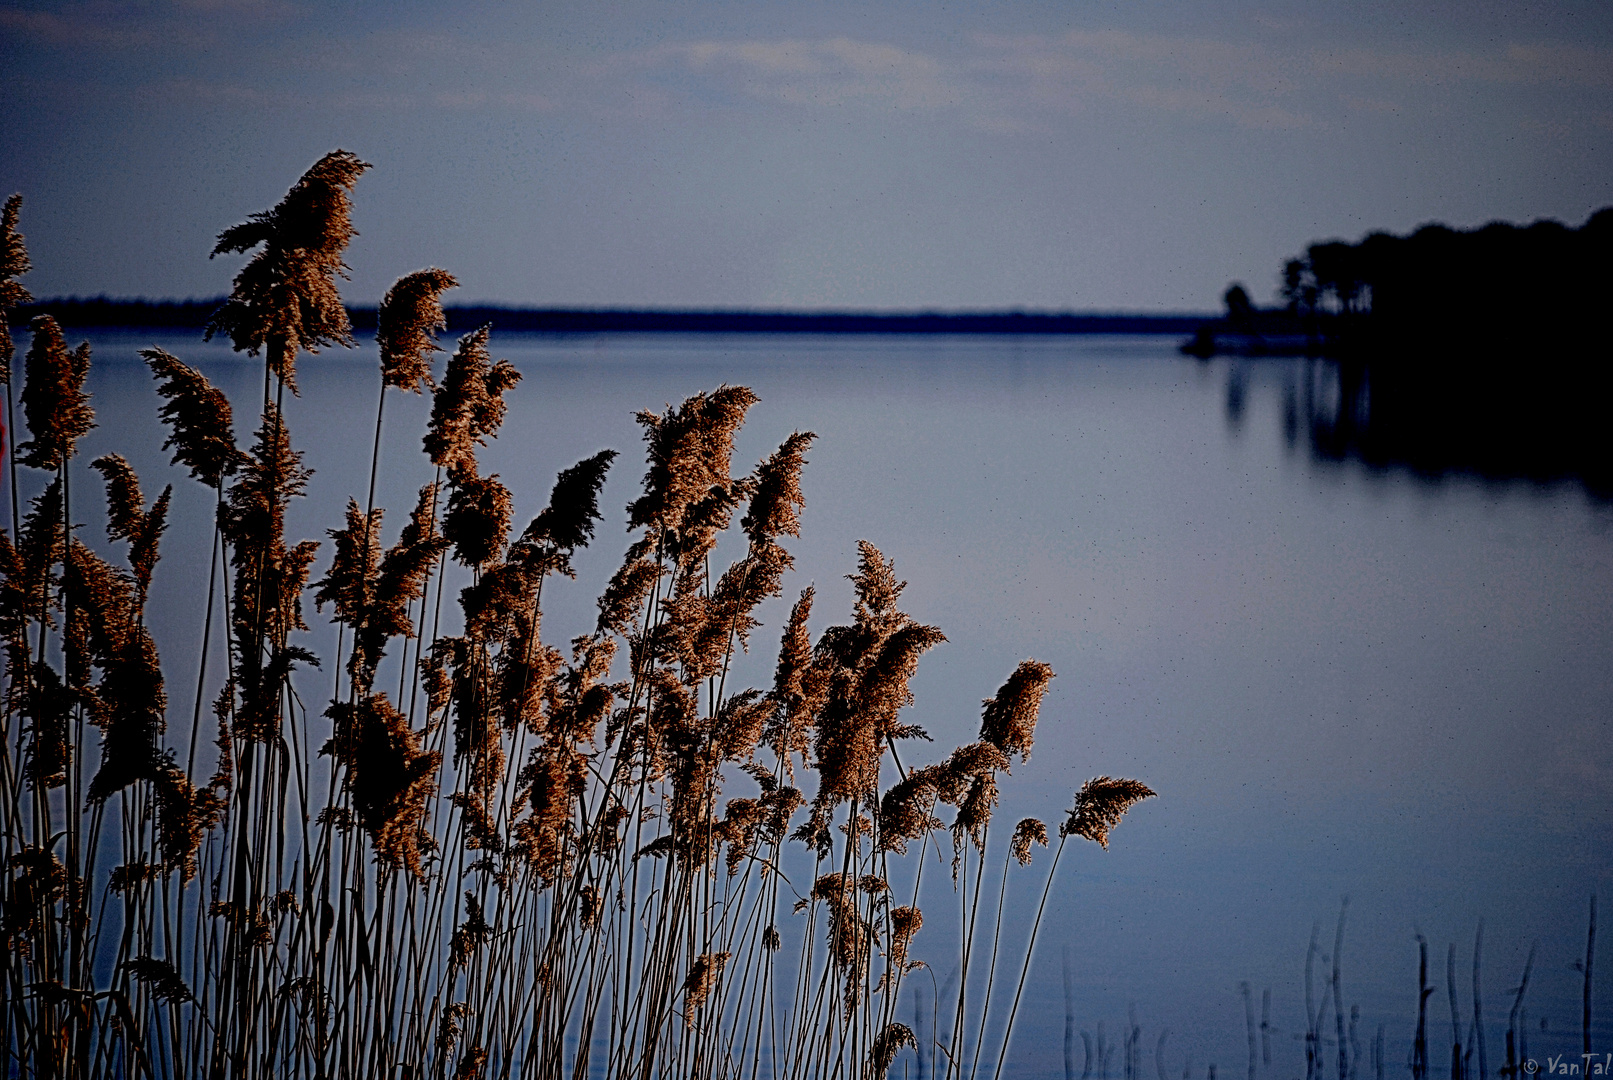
0,156 -> 1155,1079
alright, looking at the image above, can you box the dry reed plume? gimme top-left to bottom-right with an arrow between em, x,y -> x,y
206,150 -> 370,392
1,194 -> 33,384
0,154 -> 1156,1080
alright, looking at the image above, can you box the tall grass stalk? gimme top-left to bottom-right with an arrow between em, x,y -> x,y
0,156 -> 1154,1080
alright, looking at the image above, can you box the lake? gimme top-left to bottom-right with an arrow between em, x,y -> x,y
28,328 -> 1613,1078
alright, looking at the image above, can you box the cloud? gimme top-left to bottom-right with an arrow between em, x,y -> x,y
1314,41 -> 1613,88
597,28 -> 1613,133
126,74 -> 557,116
636,37 -> 962,112
967,30 -> 1313,130
172,0 -> 301,14
0,0 -> 300,53
0,6 -> 167,50
595,30 -> 1323,130
9,10 -> 1607,139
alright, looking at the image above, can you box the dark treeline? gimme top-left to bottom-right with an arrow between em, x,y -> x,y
1198,208 -> 1613,498
1188,206 -> 1613,358
1278,206 -> 1613,355
9,297 -> 1208,335
9,295 -> 225,328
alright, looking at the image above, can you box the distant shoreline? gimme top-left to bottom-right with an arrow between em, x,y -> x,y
8,297 -> 1210,336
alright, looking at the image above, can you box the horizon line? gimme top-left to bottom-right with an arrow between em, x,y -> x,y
12,295 -> 1216,319
9,297 -> 1215,335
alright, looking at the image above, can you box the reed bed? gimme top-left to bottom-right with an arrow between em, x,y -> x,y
0,154 -> 1154,1080
1055,897 -> 1598,1080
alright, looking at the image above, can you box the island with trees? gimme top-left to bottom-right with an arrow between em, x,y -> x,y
1186,208 -> 1613,495
1186,207 -> 1612,359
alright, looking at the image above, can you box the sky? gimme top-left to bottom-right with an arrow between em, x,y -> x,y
3,0 -> 1613,310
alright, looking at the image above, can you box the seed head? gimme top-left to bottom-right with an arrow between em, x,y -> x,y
980,660 -> 1055,763
207,149 -> 371,392
869,1022 -> 918,1079
17,317 -> 93,470
444,472 -> 513,569
1062,775 -> 1156,848
627,386 -> 758,560
378,267 -> 457,393
142,348 -> 243,486
741,431 -> 815,545
513,449 -> 617,578
321,694 -> 441,878
888,906 -> 923,967
423,326 -> 521,479
684,951 -> 731,1026
120,957 -> 194,1005
0,193 -> 34,376
1011,817 -> 1049,865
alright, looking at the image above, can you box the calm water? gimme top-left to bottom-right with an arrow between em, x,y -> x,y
40,330 -> 1613,1077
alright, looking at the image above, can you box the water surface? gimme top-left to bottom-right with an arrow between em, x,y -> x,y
46,329 -> 1613,1076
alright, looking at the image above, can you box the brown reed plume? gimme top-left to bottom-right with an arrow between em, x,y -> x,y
424,326 -> 522,482
322,694 -> 441,878
206,149 -> 370,392
1,193 -> 29,585
0,536 -> 38,684
2,478 -> 63,637
810,542 -> 945,815
989,780 -> 1156,1080
1011,818 -> 1049,865
89,454 -> 171,601
889,905 -> 924,967
219,403 -> 320,741
980,660 -> 1055,763
2,484 -> 65,760
684,951 -> 732,1026
142,348 -> 243,487
511,449 -> 618,579
0,194 -> 32,379
742,430 -> 815,546
1,158 -> 1166,1080
1062,776 -> 1157,849
67,540 -> 167,798
17,317 -> 93,471
378,268 -> 458,393
316,499 -> 383,633
764,586 -> 821,778
626,384 -> 758,569
445,473 -> 515,570
332,482 -> 449,690
872,1022 -> 919,1079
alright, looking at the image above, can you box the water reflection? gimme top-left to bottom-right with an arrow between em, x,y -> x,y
1224,360 -> 1248,433
1225,356 -> 1613,499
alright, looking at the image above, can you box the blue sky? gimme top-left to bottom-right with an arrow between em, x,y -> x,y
3,0 -> 1612,309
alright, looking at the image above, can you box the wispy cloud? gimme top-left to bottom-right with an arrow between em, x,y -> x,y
6,9 -> 1608,137
0,6 -> 169,50
587,30 -> 1314,130
1315,41 -> 1613,88
594,29 -> 1613,132
173,0 -> 301,14
968,30 -> 1313,130
0,0 -> 300,52
646,37 -> 960,111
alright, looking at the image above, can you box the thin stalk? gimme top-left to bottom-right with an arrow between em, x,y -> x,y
990,833 -> 1070,1080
